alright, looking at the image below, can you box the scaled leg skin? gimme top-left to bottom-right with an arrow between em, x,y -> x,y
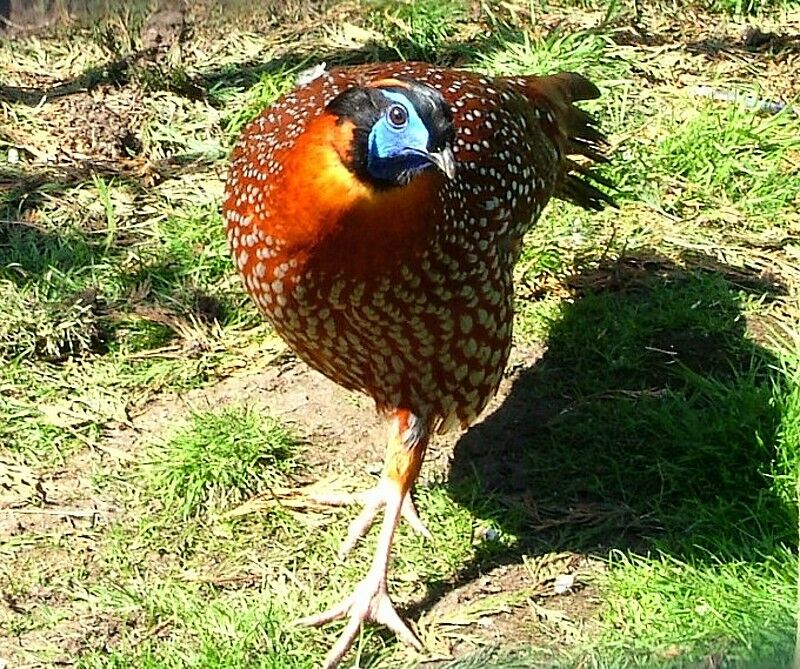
311,483 -> 431,561
296,410 -> 429,669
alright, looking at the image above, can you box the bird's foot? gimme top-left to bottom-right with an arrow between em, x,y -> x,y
311,483 -> 431,560
295,570 -> 422,669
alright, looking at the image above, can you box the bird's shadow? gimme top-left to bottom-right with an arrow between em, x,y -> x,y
408,249 -> 795,653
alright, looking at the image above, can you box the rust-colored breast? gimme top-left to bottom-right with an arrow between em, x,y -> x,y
223,63 -> 562,431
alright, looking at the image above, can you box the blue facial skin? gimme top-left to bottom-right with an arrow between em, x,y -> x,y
367,90 -> 433,184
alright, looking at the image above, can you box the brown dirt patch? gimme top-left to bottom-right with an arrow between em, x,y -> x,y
35,86 -> 146,162
108,341 -> 547,482
1,446 -> 120,540
420,553 -> 604,663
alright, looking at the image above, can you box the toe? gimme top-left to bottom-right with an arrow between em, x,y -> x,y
400,495 -> 432,540
321,615 -> 362,669
293,595 -> 353,628
338,495 -> 384,560
372,593 -> 423,651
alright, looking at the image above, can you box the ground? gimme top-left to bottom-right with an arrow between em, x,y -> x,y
1,0 -> 799,668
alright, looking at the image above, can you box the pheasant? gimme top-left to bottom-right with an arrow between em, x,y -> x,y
223,61 -> 613,668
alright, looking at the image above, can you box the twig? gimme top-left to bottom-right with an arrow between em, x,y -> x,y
2,507 -> 100,517
690,85 -> 797,117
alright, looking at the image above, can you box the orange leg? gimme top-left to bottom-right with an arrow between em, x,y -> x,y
296,409 -> 429,669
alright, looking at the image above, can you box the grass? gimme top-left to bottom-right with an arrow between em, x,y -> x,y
365,0 -> 469,61
601,549 -> 796,666
644,102 -> 800,226
74,575 -> 308,669
1,0 -> 799,667
142,406 -> 301,519
474,28 -> 630,84
460,265 -> 799,665
709,0 -> 797,14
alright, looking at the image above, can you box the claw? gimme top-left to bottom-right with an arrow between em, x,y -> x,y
295,572 -> 422,669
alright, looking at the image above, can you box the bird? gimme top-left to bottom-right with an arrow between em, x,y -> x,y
223,61 -> 613,668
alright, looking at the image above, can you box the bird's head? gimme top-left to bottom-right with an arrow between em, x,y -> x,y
327,78 -> 456,188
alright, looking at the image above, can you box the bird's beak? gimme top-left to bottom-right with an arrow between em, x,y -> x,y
428,146 -> 457,180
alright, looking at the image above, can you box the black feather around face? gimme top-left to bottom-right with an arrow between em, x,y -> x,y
327,79 -> 455,188
397,81 -> 455,154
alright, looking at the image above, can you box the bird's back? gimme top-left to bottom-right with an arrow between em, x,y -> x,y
224,62 -> 611,432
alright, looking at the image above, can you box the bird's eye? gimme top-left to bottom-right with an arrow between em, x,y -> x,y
387,104 -> 408,128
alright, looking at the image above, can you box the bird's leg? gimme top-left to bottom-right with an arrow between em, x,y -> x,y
296,409 -> 428,669
314,483 -> 430,561
336,486 -> 431,560
309,433 -> 432,561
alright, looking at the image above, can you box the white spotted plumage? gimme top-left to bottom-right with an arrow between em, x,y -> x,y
224,62 -> 608,432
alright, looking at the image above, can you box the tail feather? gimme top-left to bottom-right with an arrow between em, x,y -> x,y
568,138 -> 608,166
519,71 -> 616,211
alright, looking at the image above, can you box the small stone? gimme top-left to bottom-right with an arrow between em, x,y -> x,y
483,527 -> 500,542
553,573 -> 575,594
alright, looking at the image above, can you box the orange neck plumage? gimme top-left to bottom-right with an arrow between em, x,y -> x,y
257,113 -> 444,277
